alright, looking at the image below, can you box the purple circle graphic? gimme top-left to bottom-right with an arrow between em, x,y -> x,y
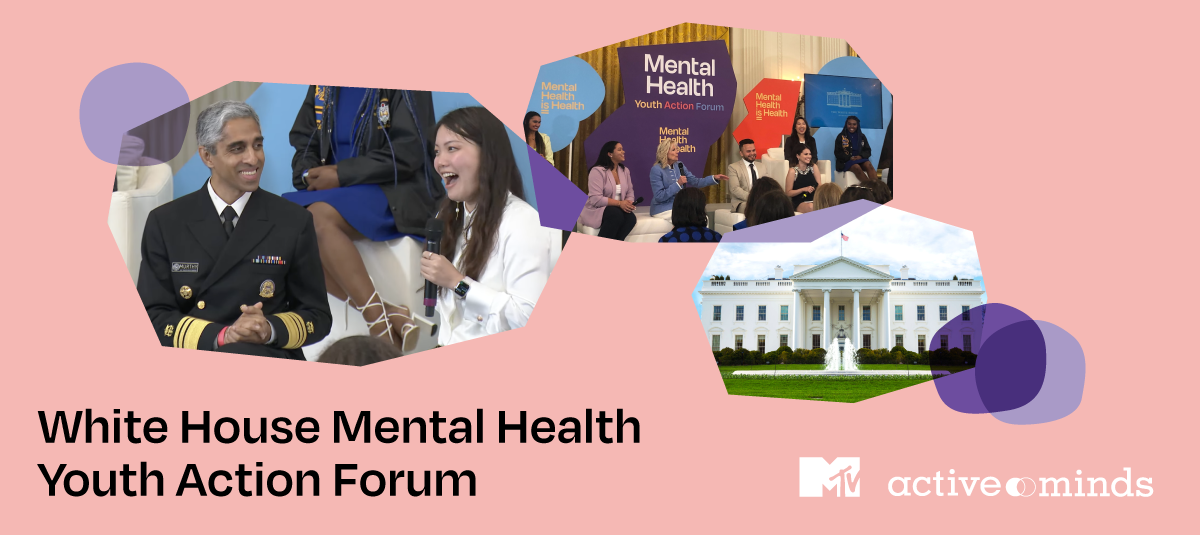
80,63 -> 190,165
991,321 -> 1086,425
975,320 -> 1047,413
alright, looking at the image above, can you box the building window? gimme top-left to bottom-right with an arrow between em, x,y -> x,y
863,334 -> 872,350
780,334 -> 789,348
813,306 -> 821,321
758,305 -> 767,321
940,334 -> 949,349
712,335 -> 720,351
962,306 -> 970,321
780,305 -> 789,321
712,305 -> 722,321
918,335 -> 926,353
813,334 -> 821,349
963,335 -> 972,353
895,305 -> 903,321
895,334 -> 903,349
757,335 -> 766,353
863,306 -> 871,321
940,306 -> 948,322
735,335 -> 743,350
917,306 -> 926,321
736,306 -> 744,321
838,305 -> 845,321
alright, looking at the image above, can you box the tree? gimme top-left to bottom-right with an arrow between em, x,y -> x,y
953,275 -> 958,280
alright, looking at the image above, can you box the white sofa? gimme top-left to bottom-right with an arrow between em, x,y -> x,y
109,162 -> 173,282
576,205 -> 674,243
834,166 -> 891,190
714,209 -> 745,235
302,227 -> 564,361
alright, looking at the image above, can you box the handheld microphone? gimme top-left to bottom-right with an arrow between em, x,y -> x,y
423,218 -> 445,318
633,196 -> 644,206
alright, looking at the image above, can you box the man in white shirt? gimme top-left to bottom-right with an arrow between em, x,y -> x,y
727,139 -> 758,213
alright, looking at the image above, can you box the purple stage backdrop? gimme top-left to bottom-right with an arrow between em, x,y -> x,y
585,41 -> 735,204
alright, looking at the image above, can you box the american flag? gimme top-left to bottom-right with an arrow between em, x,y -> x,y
841,232 -> 849,241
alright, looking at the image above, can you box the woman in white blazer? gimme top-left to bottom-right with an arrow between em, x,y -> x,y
421,107 -> 552,346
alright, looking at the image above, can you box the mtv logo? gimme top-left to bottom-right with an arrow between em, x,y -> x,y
799,457 -> 860,497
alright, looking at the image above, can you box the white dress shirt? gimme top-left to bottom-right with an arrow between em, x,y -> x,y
206,180 -> 252,225
205,180 -> 273,346
436,194 -> 551,346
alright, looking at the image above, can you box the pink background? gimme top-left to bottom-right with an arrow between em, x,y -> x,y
4,1 -> 1196,532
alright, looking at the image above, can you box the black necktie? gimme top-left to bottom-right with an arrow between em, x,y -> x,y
221,206 -> 237,238
749,162 -> 758,181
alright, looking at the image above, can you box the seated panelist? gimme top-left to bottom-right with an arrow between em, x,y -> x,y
137,101 -> 332,359
648,139 -> 728,218
726,138 -> 758,214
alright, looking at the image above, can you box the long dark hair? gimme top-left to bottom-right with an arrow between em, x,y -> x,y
523,111 -> 547,157
318,335 -> 402,366
743,177 -> 783,225
592,140 -> 625,170
671,187 -> 708,228
787,116 -> 817,163
437,107 -> 526,286
748,190 -> 794,227
840,184 -> 877,204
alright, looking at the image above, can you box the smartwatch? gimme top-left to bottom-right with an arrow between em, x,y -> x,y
453,279 -> 470,300
301,169 -> 310,187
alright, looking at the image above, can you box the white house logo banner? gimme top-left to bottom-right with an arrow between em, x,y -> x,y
799,457 -> 860,497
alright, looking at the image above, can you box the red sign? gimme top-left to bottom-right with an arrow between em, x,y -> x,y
731,79 -> 803,150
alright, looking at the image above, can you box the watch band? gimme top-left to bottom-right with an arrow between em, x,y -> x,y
301,169 -> 310,187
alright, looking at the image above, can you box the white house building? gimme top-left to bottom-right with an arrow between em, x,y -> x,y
700,257 -> 985,354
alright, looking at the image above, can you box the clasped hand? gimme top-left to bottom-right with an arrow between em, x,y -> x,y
224,302 -> 271,345
305,165 -> 340,191
619,199 -> 635,213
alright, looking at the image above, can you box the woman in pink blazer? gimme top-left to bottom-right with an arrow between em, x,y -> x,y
580,141 -> 636,240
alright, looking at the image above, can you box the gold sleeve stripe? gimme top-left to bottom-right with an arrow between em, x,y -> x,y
276,312 -> 307,349
173,316 -> 213,350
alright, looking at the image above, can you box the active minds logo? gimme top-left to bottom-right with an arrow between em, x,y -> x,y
826,89 -> 863,108
799,457 -> 860,497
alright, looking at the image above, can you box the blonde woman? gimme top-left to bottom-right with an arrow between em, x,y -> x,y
648,139 -> 727,218
813,182 -> 844,211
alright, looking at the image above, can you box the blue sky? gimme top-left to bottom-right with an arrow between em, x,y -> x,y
692,207 -> 986,315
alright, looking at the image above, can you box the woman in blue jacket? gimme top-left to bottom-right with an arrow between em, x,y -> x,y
649,139 -> 728,218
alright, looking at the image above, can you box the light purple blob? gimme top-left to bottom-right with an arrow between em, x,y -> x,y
991,321 -> 1086,425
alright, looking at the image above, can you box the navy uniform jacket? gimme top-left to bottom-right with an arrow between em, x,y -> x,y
136,185 -> 332,358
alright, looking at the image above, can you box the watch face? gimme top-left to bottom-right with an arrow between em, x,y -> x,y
454,280 -> 469,298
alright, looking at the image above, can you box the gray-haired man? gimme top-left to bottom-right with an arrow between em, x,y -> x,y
136,101 -> 331,359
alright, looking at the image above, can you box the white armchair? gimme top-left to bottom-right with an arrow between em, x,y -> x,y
714,209 -> 745,235
109,162 -> 173,282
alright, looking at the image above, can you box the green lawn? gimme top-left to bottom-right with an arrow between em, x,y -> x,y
718,364 -> 972,373
721,373 -> 935,403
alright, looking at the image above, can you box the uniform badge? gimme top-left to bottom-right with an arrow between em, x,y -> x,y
198,301 -> 206,309
180,286 -> 193,299
260,280 -> 276,298
378,98 -> 390,127
306,321 -> 314,334
164,325 -> 174,337
172,262 -> 199,273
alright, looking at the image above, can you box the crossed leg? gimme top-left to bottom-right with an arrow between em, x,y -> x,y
307,202 -> 415,352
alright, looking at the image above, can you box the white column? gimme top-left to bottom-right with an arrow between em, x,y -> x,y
883,289 -> 891,351
822,289 -> 830,348
853,289 -> 861,349
791,289 -> 800,350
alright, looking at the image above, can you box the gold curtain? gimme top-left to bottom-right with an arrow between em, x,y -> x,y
553,23 -> 732,204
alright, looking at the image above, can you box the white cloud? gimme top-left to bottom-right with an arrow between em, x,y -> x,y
702,206 -> 982,281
